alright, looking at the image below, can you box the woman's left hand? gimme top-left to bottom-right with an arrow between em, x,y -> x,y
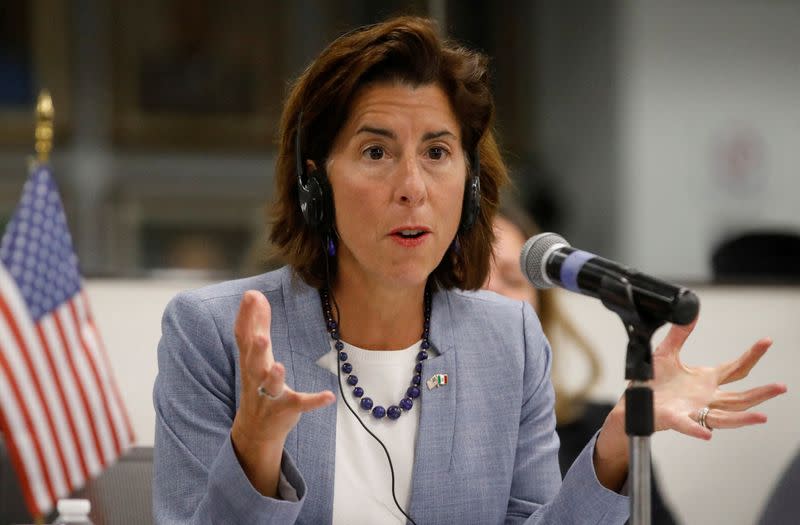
647,318 -> 787,439
594,317 -> 787,491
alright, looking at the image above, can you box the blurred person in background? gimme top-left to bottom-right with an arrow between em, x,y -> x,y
484,198 -> 678,524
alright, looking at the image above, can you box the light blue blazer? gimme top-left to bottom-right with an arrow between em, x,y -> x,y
153,266 -> 628,524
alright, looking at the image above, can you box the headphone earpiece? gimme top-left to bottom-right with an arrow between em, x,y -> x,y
459,147 -> 481,234
296,111 -> 334,233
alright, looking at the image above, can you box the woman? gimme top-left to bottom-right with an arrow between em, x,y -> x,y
152,17 -> 785,524
485,201 -> 677,524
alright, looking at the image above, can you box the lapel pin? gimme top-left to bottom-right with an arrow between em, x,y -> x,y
426,373 -> 448,390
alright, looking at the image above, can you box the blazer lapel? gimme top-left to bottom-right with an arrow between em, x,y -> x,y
409,289 -> 457,517
282,270 -> 338,523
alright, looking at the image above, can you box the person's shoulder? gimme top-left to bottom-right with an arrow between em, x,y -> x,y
180,266 -> 288,302
167,267 -> 291,320
445,288 -> 529,320
443,288 -> 543,341
446,287 -> 523,306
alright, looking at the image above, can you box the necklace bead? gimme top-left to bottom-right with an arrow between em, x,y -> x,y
387,406 -> 402,420
321,287 -> 432,421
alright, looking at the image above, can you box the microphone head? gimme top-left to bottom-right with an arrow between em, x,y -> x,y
671,289 -> 700,325
520,232 -> 571,289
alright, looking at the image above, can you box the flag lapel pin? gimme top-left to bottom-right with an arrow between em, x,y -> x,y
426,373 -> 448,390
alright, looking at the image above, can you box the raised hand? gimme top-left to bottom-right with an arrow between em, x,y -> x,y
594,317 -> 787,491
231,290 -> 335,496
650,319 -> 787,439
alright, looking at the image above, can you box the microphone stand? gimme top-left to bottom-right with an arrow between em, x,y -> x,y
598,275 -> 665,525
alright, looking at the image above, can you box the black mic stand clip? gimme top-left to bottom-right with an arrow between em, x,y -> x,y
598,274 -> 665,525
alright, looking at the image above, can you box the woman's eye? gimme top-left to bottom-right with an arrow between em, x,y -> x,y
428,147 -> 447,160
364,146 -> 385,160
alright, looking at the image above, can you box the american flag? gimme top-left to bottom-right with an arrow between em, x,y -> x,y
0,163 -> 134,517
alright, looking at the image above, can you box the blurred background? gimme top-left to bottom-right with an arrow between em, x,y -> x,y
1,1 -> 799,524
2,0 -> 798,283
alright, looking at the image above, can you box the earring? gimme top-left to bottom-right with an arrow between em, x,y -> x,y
327,235 -> 336,257
451,236 -> 461,255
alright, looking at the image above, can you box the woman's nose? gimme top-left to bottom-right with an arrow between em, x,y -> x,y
395,155 -> 426,206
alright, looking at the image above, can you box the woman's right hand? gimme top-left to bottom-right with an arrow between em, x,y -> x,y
230,290 -> 336,497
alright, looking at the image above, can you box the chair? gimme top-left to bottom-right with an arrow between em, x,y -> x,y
0,438 -> 153,525
759,447 -> 800,524
711,230 -> 800,283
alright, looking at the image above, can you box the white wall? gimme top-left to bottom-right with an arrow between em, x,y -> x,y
618,2 -> 800,281
87,278 -> 799,525
85,278 -> 211,446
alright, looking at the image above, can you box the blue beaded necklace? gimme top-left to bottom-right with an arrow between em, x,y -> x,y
320,287 -> 432,420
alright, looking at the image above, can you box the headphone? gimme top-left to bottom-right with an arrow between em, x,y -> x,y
460,148 -> 481,234
296,111 -> 482,236
296,111 -> 335,234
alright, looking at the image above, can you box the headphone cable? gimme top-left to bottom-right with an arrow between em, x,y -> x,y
324,246 -> 417,525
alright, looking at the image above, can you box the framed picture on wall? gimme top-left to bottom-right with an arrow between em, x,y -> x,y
112,0 -> 289,151
0,0 -> 71,148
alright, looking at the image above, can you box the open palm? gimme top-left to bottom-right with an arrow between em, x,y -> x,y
649,319 -> 787,440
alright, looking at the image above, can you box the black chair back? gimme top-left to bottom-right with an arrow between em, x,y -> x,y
712,231 -> 800,283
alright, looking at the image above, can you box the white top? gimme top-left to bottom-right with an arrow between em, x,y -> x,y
316,339 -> 434,524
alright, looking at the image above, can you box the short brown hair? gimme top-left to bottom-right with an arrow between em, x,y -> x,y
269,16 -> 509,290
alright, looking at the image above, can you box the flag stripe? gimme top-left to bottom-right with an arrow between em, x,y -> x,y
75,294 -> 132,449
40,316 -> 102,477
0,384 -> 40,514
0,268 -> 77,498
35,323 -> 89,486
57,304 -> 114,465
0,287 -> 66,505
51,311 -> 107,469
0,265 -> 85,489
82,323 -> 129,450
0,342 -> 56,509
68,299 -> 122,458
0,295 -> 71,494
81,291 -> 136,444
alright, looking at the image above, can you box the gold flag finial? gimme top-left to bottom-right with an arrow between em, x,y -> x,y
35,89 -> 54,163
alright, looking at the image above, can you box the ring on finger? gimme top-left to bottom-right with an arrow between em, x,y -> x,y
698,406 -> 712,430
257,384 -> 284,401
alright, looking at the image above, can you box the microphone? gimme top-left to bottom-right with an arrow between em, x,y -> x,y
520,233 -> 699,325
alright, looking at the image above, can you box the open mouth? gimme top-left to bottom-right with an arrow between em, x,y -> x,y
389,227 -> 431,246
394,230 -> 427,239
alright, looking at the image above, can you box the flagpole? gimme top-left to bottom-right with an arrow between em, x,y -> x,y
35,89 -> 54,165
32,88 -> 54,525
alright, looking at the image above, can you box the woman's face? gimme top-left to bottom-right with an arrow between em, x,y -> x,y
484,216 -> 539,310
325,82 -> 467,290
